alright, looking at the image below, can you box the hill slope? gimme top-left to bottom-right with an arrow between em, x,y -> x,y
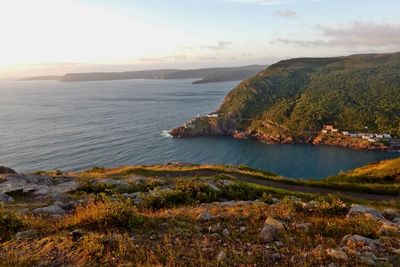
1,162 -> 400,266
170,52 -> 400,148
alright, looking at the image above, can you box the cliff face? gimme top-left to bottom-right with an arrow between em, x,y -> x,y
170,52 -> 400,151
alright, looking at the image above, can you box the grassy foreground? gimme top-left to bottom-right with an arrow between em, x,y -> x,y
0,160 -> 400,266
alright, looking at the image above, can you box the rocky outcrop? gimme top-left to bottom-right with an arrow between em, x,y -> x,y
0,193 -> 14,203
346,204 -> 385,221
170,117 -> 390,151
32,204 -> 66,215
313,134 -> 390,151
0,166 -> 17,174
0,173 -> 77,200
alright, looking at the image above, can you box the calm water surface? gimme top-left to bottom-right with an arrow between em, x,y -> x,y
0,79 -> 397,179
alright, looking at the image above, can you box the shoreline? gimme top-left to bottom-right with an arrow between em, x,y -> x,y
170,125 -> 395,152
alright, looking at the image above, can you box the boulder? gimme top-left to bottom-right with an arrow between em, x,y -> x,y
197,211 -> 213,222
264,217 -> 287,231
341,235 -> 381,251
381,209 -> 400,221
326,248 -> 348,261
346,205 -> 384,221
15,230 -> 35,240
0,166 -> 17,174
259,217 -> 287,243
0,193 -> 14,203
33,204 -> 66,215
206,182 -> 220,192
222,228 -> 230,236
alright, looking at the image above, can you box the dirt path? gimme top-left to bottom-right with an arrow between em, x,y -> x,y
152,169 -> 400,201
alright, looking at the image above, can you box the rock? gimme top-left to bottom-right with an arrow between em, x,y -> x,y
216,250 -> 227,262
0,166 -> 17,174
381,209 -> 400,221
219,180 -> 234,187
393,217 -> 400,225
197,211 -> 213,222
206,182 -> 220,192
15,230 -> 35,240
346,205 -> 384,221
33,204 -> 65,215
0,193 -> 14,203
271,198 -> 280,204
341,235 -> 381,251
358,253 -> 377,265
98,178 -> 130,186
326,248 -> 349,261
122,192 -> 143,205
70,229 -> 84,242
259,226 -> 276,243
222,228 -> 230,236
264,217 -> 287,231
0,174 -> 77,200
60,200 -> 78,211
303,200 -> 318,210
259,217 -> 287,243
239,226 -> 247,232
294,222 -> 312,231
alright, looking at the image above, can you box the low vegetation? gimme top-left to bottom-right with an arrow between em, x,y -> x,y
1,160 -> 400,266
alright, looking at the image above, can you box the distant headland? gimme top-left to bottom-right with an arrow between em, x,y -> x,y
18,65 -> 267,84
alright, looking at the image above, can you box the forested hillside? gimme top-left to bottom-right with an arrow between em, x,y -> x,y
217,52 -> 400,135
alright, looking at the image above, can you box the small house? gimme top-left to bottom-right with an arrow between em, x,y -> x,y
322,125 -> 339,134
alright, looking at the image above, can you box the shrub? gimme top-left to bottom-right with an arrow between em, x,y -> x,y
0,204 -> 23,240
60,201 -> 143,231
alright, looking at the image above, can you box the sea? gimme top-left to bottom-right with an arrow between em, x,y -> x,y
0,79 -> 397,179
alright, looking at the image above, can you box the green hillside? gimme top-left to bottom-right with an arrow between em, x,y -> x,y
217,52 -> 400,135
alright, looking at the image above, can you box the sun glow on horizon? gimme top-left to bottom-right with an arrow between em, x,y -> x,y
0,0 -> 207,77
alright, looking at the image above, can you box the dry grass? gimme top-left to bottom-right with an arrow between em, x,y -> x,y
1,199 -> 399,266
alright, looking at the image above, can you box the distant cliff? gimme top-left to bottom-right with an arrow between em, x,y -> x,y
170,52 -> 400,150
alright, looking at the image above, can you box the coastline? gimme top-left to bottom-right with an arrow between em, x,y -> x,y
169,117 -> 394,152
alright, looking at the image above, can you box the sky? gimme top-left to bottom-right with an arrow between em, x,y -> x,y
1,0 -> 400,78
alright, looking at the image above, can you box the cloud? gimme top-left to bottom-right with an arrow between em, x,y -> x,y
275,21 -> 400,48
275,9 -> 297,19
199,56 -> 219,61
200,41 -> 232,51
226,0 -> 319,5
139,54 -> 187,62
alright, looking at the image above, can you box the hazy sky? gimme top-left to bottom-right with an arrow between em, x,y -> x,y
1,0 -> 400,78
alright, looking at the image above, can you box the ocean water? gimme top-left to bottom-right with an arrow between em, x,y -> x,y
0,79 -> 397,179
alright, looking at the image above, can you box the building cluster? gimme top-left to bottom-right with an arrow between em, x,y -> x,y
321,125 -> 392,142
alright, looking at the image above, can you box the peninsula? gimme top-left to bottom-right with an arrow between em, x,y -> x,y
170,52 -> 400,151
19,65 -> 267,84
